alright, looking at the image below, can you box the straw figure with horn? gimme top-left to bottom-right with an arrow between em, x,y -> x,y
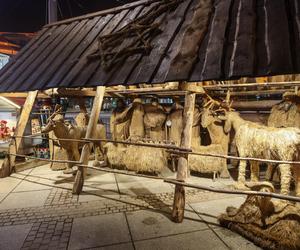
201,95 -> 230,156
42,105 -> 106,174
211,92 -> 300,196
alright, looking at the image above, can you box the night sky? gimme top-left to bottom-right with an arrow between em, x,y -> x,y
0,0 -> 136,32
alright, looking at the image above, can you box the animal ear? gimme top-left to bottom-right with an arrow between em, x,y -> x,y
223,120 -> 231,134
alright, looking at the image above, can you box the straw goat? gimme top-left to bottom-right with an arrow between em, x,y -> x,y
218,111 -> 300,196
42,107 -> 106,173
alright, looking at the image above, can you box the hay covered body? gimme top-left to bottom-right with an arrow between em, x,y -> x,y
189,144 -> 229,178
223,112 -> 300,195
104,142 -> 167,173
219,184 -> 300,250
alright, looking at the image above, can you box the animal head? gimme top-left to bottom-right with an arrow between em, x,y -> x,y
42,105 -> 64,133
202,91 -> 235,133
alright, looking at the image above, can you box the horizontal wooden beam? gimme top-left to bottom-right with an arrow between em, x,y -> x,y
232,100 -> 280,110
0,92 -> 50,98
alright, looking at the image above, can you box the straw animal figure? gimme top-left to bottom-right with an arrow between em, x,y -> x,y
129,98 -> 145,140
104,141 -> 167,174
166,98 -> 183,146
201,107 -> 230,155
191,105 -> 202,149
42,106 -> 106,174
110,99 -> 131,140
219,182 -> 300,250
144,98 -> 166,141
217,109 -> 300,196
189,144 -> 229,180
266,93 -> 300,181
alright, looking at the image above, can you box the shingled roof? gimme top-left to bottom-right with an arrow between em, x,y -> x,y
0,0 -> 299,92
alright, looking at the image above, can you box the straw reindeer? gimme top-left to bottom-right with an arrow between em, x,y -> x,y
42,105 -> 106,174
211,93 -> 300,196
201,96 -> 230,155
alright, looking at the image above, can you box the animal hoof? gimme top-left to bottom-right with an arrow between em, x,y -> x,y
92,160 -> 101,167
63,168 -> 75,174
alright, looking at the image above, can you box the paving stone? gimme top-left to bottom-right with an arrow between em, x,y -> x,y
0,190 -> 51,210
189,196 -> 245,227
13,177 -> 52,192
126,209 -> 208,241
134,229 -> 227,250
68,213 -> 131,249
214,228 -> 261,250
0,224 -> 32,250
92,242 -> 134,250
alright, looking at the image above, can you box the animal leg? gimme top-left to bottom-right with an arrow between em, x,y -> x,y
265,164 -> 275,181
235,160 -> 247,189
279,164 -> 291,195
293,164 -> 300,196
250,161 -> 259,182
64,150 -> 75,174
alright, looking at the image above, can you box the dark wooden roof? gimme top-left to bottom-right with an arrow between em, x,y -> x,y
0,0 -> 300,92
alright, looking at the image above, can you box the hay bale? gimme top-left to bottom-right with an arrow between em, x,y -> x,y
104,142 -> 166,174
189,144 -> 229,178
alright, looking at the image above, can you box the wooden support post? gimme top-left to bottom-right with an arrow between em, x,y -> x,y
72,86 -> 105,194
172,91 -> 196,223
0,91 -> 38,178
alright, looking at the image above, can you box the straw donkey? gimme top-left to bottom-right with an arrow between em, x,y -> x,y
214,100 -> 300,196
42,106 -> 106,174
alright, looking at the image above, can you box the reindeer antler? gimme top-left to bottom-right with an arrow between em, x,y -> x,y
47,104 -> 63,122
221,90 -> 235,111
204,94 -> 221,110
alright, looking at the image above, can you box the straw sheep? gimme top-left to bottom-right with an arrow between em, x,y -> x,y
104,142 -> 167,174
218,111 -> 300,196
189,144 -> 230,180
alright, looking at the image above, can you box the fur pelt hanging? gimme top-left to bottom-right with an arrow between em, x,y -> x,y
219,182 -> 300,250
144,101 -> 166,141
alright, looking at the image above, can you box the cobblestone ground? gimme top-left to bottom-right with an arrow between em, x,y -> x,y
0,166 -> 259,250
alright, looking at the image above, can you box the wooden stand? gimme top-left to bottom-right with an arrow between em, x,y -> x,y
0,91 -> 38,178
171,91 -> 196,223
72,86 -> 105,194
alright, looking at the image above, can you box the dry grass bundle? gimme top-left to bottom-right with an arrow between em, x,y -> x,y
104,142 -> 167,174
189,144 -> 229,178
219,183 -> 300,250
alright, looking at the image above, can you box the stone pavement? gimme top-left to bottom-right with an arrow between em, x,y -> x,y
0,164 -> 261,250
